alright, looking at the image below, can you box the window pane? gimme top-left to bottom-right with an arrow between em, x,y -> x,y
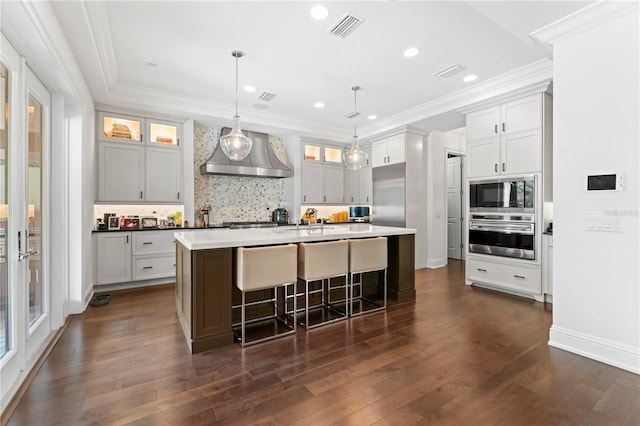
0,63 -> 9,357
27,94 -> 42,326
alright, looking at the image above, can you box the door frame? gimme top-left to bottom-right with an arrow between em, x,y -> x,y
444,149 -> 466,264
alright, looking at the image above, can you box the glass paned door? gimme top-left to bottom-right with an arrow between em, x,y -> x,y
27,94 -> 42,325
0,63 -> 9,358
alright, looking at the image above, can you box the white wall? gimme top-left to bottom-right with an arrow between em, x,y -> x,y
425,130 -> 466,269
548,9 -> 639,373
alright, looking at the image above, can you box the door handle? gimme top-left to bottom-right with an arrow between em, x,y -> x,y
502,163 -> 506,172
18,248 -> 39,261
502,123 -> 506,132
477,268 -> 487,272
514,274 -> 526,279
494,164 -> 498,173
143,242 -> 153,245
494,124 -> 498,134
143,266 -> 153,270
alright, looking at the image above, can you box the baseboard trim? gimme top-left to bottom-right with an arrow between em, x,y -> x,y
0,315 -> 73,424
426,258 -> 446,269
549,325 -> 640,374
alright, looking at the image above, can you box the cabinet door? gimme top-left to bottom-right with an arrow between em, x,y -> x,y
359,166 -> 373,204
301,163 -> 324,203
147,118 -> 180,147
97,142 -> 145,202
501,129 -> 542,175
466,137 -> 501,178
95,233 -> 131,285
371,140 -> 388,168
97,111 -> 143,144
500,95 -> 541,135
347,169 -> 360,203
303,143 -> 322,162
146,147 -> 182,203
386,134 -> 406,165
466,106 -> 500,141
324,146 -> 343,164
323,165 -> 344,203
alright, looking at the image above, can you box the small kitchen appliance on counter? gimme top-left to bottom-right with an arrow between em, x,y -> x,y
271,208 -> 289,225
349,206 -> 370,223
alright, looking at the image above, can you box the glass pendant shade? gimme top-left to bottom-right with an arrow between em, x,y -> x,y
220,50 -> 252,161
343,136 -> 367,170
343,86 -> 367,170
220,117 -> 252,161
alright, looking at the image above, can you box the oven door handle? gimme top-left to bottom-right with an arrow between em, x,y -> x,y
470,224 -> 534,234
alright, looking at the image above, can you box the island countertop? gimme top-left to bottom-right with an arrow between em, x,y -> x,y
174,223 -> 416,251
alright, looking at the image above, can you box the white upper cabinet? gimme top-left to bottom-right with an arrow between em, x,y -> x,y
303,142 -> 342,164
301,162 -> 324,204
372,133 -> 406,167
323,165 -> 344,203
96,110 -> 183,203
466,94 -> 545,178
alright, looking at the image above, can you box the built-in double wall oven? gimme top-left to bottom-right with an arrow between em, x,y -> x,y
468,176 -> 537,260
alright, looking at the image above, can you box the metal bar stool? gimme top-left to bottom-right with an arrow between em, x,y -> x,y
233,244 -> 297,347
348,237 -> 388,316
297,240 -> 349,329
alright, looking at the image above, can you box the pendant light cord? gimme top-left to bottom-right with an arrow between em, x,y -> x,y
234,53 -> 239,123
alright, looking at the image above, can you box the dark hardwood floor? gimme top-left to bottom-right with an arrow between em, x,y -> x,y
7,260 -> 640,425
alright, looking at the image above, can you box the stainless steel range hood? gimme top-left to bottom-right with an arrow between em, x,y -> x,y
200,128 -> 293,178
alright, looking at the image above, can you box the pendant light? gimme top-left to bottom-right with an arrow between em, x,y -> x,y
343,86 -> 367,170
219,50 -> 252,161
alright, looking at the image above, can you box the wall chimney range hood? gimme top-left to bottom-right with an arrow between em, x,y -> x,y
200,128 -> 293,178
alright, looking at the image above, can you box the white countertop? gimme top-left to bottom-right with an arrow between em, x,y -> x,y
174,223 -> 416,250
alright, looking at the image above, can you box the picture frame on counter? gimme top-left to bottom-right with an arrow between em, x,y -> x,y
142,217 -> 158,228
108,216 -> 120,230
123,218 -> 140,230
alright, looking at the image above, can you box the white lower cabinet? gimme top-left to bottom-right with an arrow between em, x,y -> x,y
94,230 -> 177,287
467,254 -> 542,298
95,232 -> 132,285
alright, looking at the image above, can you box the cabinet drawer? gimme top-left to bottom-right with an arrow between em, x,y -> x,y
132,231 -> 176,255
468,257 -> 541,295
132,255 -> 176,281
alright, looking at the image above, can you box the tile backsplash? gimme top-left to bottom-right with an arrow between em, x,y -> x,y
194,125 -> 290,224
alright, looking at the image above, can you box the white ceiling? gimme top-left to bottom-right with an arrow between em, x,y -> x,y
51,1 -> 591,140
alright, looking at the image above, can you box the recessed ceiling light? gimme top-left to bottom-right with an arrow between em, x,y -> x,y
463,74 -> 478,82
313,102 -> 325,108
146,62 -> 163,70
244,85 -> 256,93
310,5 -> 329,20
403,48 -> 420,58
367,115 -> 378,120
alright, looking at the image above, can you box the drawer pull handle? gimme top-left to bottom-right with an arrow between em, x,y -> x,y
514,274 -> 526,279
143,266 -> 153,270
143,242 -> 153,245
477,268 -> 487,272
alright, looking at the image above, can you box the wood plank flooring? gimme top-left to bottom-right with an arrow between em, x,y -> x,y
7,260 -> 640,425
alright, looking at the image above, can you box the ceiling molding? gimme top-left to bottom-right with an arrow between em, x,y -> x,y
531,1 -> 639,45
81,0 -> 120,95
359,58 -> 553,138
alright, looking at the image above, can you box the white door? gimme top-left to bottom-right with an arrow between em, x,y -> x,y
447,156 -> 463,260
0,51 -> 51,401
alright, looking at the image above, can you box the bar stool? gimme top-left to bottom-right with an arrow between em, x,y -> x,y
233,244 -> 297,347
297,240 -> 349,329
348,237 -> 388,316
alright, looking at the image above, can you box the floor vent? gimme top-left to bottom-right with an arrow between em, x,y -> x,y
328,13 -> 364,38
434,64 -> 466,78
258,92 -> 276,102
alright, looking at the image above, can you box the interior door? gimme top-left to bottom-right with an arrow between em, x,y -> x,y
447,156 -> 463,260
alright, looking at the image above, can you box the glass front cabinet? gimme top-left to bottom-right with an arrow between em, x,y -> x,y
96,111 -> 183,203
303,142 -> 343,164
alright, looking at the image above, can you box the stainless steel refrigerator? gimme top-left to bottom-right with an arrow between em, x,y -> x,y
372,162 -> 406,227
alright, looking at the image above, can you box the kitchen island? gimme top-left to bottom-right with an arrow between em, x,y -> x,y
174,224 -> 416,353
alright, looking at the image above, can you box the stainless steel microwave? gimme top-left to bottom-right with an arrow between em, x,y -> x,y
469,176 -> 535,213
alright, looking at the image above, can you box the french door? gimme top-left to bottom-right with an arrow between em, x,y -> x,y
0,37 -> 51,403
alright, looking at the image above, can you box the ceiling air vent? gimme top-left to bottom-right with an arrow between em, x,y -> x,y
328,13 -> 364,38
344,111 -> 360,119
434,64 -> 466,78
258,92 -> 277,102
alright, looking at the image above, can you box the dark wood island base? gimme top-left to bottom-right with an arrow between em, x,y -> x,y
175,234 -> 415,353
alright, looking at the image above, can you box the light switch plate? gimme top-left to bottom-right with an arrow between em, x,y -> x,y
586,216 -> 623,232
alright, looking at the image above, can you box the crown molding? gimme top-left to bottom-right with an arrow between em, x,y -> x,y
81,0 -> 119,96
359,58 -> 553,138
531,1 -> 639,45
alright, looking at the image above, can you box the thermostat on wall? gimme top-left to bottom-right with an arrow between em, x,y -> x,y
585,172 -> 624,191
